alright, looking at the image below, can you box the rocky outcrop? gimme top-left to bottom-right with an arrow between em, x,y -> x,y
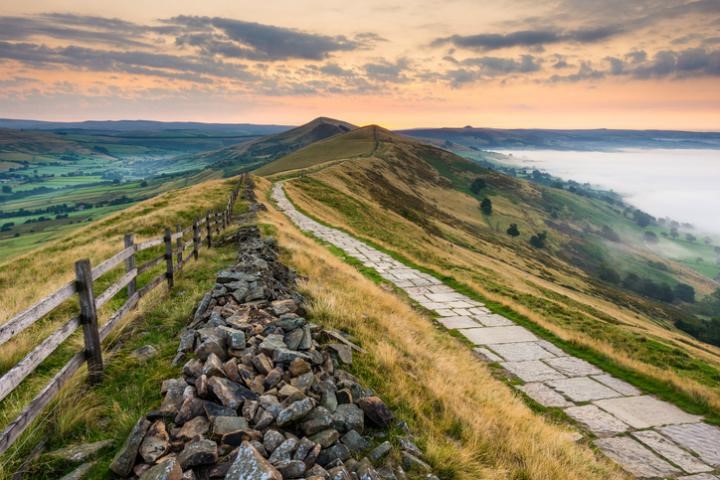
110,184 -> 436,479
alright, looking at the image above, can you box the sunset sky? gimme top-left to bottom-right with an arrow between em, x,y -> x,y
0,0 -> 718,129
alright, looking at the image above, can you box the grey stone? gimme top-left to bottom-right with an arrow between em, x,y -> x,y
594,395 -> 702,429
472,347 -> 503,362
277,398 -> 315,426
369,441 -> 392,462
263,430 -> 286,453
341,429 -> 369,452
357,396 -> 394,428
317,443 -> 351,466
259,334 -> 287,355
544,357 -> 602,377
590,375 -> 641,396
139,421 -> 170,462
461,326 -> 537,346
485,342 -> 556,362
501,360 -> 565,382
226,441 -> 282,480
311,428 -> 341,448
276,459 -> 307,478
436,315 -> 480,330
564,405 -> 629,436
271,299 -> 298,315
59,462 -> 95,480
47,439 -> 113,463
274,348 -> 311,364
399,438 -> 422,457
208,377 -> 257,409
178,416 -> 210,440
659,423 -> 720,467
110,417 -> 151,476
327,466 -> 352,480
213,416 -> 249,436
132,345 -> 159,361
269,438 -> 298,464
203,353 -> 226,377
545,377 -> 621,402
594,436 -> 680,478
178,438 -> 218,469
285,328 -> 305,350
139,458 -> 182,480
401,452 -> 431,473
632,430 -> 712,474
333,403 -> 364,433
516,383 -> 573,408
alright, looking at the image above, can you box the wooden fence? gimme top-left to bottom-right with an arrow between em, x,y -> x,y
0,178 -> 245,455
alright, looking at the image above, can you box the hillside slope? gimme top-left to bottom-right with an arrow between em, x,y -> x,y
261,125 -> 720,416
198,117 -> 355,175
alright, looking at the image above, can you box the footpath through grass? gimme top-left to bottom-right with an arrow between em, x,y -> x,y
279,181 -> 720,425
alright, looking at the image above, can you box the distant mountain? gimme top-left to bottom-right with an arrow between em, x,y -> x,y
200,117 -> 356,175
399,127 -> 720,150
0,118 -> 290,137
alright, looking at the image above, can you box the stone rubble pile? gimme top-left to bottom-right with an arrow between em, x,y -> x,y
109,213 -> 435,479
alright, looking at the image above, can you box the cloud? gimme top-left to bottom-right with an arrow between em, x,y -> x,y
433,26 -> 622,51
166,16 -> 360,61
0,41 -> 256,83
461,55 -> 540,74
363,58 -> 411,82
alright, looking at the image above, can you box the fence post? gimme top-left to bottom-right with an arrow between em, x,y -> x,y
206,213 -> 213,248
215,210 -> 221,234
221,207 -> 227,230
123,233 -> 136,297
164,228 -> 174,289
192,218 -> 200,260
176,224 -> 183,270
75,259 -> 103,384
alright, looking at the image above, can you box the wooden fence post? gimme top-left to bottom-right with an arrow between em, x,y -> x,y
192,218 -> 200,260
74,259 -> 103,384
123,233 -> 137,297
164,228 -> 174,289
215,210 -> 221,234
176,224 -> 183,270
206,213 -> 213,248
221,207 -> 227,230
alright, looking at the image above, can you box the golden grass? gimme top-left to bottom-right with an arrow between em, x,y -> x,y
256,176 -> 627,480
281,161 -> 720,415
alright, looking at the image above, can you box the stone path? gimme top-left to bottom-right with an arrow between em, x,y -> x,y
272,182 -> 720,479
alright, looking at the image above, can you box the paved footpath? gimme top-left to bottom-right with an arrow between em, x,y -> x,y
272,182 -> 720,479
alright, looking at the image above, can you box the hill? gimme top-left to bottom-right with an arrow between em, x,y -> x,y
399,126 -> 720,151
197,117 -> 355,175
261,124 -> 720,418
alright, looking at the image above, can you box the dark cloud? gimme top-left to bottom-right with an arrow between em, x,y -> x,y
166,16 -> 359,61
433,26 -> 622,51
461,55 -> 540,74
363,58 -> 411,82
548,61 -> 605,82
0,41 -> 256,83
0,14 -> 156,47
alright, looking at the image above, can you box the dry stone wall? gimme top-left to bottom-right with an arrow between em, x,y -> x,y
108,182 -> 436,480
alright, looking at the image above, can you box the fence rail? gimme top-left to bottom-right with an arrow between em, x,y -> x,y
0,177 -> 245,455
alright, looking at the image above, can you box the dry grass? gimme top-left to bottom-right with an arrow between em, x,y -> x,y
281,160 -> 720,415
256,177 -> 627,480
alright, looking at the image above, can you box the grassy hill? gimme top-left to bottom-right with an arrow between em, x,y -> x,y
197,116 -> 355,175
259,125 -> 720,417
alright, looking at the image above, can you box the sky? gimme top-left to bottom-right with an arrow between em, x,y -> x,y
0,0 -> 719,129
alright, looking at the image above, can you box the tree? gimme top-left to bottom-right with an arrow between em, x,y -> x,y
470,178 -> 486,194
686,233 -> 696,243
634,210 -> 654,227
670,227 -> 679,239
673,283 -> 696,303
480,198 -> 492,215
506,223 -> 520,238
1,185 -> 11,194
529,231 -> 548,248
140,180 -> 148,187
644,231 -> 659,244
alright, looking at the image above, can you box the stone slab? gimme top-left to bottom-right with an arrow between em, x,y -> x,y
436,316 -> 482,330
426,292 -> 464,302
546,377 -> 621,402
659,423 -> 720,467
594,396 -> 703,429
591,375 -> 641,396
564,405 -> 629,436
544,357 -> 602,377
460,326 -> 537,345
473,347 -> 503,362
517,383 -> 573,408
501,360 -> 566,382
473,313 -> 515,327
535,340 -> 567,357
435,309 -> 457,317
487,342 -> 558,362
594,436 -> 680,478
678,475 -> 720,480
632,430 -> 712,474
